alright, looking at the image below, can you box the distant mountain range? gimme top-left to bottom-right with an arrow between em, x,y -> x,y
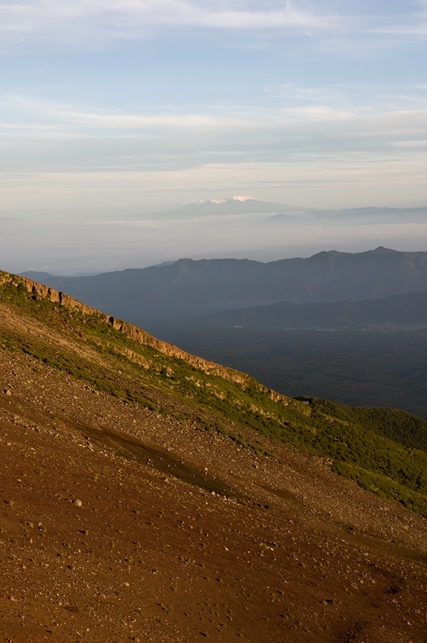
23,246 -> 427,331
305,206 -> 427,222
151,198 -> 427,223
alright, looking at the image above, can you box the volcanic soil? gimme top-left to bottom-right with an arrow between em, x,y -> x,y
1,349 -> 427,643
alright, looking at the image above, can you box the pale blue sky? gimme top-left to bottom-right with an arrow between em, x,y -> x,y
1,1 -> 427,272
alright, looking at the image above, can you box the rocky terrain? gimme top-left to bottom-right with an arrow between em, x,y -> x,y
1,271 -> 427,642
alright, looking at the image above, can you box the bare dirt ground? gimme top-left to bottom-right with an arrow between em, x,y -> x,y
1,348 -> 427,643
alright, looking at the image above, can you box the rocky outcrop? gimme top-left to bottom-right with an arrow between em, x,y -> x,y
0,271 -> 290,402
0,273 -> 95,314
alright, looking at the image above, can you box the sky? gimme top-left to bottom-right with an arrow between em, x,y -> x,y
1,0 -> 427,273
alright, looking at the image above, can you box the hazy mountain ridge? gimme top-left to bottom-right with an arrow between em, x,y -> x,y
305,206 -> 427,222
152,199 -> 427,222
22,247 -> 427,330
154,199 -> 427,223
190,289 -> 427,330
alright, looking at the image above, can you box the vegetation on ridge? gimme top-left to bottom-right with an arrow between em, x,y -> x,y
1,270 -> 427,518
304,397 -> 427,454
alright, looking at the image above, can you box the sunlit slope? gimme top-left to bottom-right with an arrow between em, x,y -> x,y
303,397 -> 427,453
1,269 -> 427,517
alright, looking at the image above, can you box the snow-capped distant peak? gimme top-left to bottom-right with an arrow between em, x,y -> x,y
164,196 -> 301,220
182,196 -> 257,206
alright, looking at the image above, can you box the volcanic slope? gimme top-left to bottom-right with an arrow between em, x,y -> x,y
1,271 -> 427,643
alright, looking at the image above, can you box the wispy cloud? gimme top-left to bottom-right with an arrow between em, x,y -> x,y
1,90 -> 427,171
266,82 -> 427,113
0,1 -> 426,38
0,0 -> 342,41
0,1 -> 426,55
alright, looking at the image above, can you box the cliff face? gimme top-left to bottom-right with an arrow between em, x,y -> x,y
1,272 -> 94,311
0,270 -> 270,391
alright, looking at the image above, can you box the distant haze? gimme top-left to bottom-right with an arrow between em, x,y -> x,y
2,200 -> 427,275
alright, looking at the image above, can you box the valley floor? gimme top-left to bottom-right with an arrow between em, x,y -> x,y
155,324 -> 427,420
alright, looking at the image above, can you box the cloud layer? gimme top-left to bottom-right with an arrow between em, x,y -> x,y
0,0 -> 426,44
0,1 -> 340,35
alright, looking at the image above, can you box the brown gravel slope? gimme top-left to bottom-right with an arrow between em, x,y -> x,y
1,348 -> 427,643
